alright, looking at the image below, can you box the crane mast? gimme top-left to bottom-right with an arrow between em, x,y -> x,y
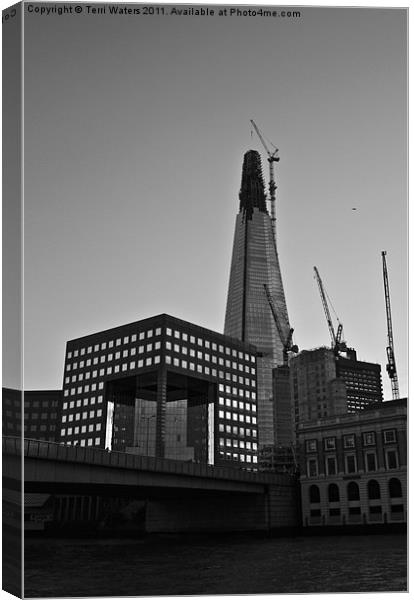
250,119 -> 279,239
263,284 -> 298,365
381,251 -> 400,400
314,266 -> 345,355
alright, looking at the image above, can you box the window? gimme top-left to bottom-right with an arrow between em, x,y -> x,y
383,429 -> 397,444
345,454 -> 357,474
365,452 -> 377,472
367,480 -> 381,500
328,483 -> 340,502
309,485 -> 320,503
369,505 -> 382,515
343,434 -> 355,449
307,458 -> 318,477
388,478 -> 402,498
306,439 -> 317,453
347,482 -> 360,501
326,456 -> 337,475
386,449 -> 398,470
363,432 -> 376,446
324,437 -> 336,451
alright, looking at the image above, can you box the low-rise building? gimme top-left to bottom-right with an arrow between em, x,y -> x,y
297,398 -> 407,528
2,388 -> 61,442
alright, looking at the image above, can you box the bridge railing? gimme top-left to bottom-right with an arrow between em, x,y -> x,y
3,436 -> 290,485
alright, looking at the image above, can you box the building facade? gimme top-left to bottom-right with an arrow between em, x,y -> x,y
336,348 -> 383,412
224,149 -> 291,447
61,314 -> 259,469
290,347 -> 383,436
3,388 -> 61,442
297,399 -> 407,528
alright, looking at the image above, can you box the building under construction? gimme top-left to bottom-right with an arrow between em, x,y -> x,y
224,146 -> 292,449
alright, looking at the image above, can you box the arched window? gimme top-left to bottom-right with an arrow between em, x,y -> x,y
388,478 -> 402,498
347,481 -> 360,501
309,485 -> 320,503
367,479 -> 381,500
328,483 -> 340,502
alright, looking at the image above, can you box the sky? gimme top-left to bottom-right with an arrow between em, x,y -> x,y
3,3 -> 407,400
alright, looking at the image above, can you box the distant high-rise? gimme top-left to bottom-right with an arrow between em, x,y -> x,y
224,150 -> 291,447
290,346 -> 383,436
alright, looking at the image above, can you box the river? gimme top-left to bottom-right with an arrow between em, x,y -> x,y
24,533 -> 407,596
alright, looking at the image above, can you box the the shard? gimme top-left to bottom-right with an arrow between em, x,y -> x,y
224,149 -> 291,447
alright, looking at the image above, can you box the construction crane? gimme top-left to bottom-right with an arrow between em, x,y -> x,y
263,284 -> 298,365
313,266 -> 346,355
381,251 -> 400,400
250,120 -> 279,237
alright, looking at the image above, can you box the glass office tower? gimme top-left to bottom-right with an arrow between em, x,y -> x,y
224,150 -> 291,447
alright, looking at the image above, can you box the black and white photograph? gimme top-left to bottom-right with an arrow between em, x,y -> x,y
2,1 -> 408,597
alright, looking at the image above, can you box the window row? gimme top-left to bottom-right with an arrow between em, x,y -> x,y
218,410 -> 257,426
219,384 -> 256,400
66,343 -> 162,370
307,448 -> 400,477
61,423 -> 102,436
165,329 -> 255,363
308,477 -> 403,504
62,409 -> 103,423
64,438 -> 101,447
306,429 -> 398,453
218,451 -> 258,464
164,343 -> 255,373
62,397 -> 103,410
219,438 -> 258,451
64,383 -> 105,397
218,397 -> 256,412
23,424 -> 56,432
22,412 -> 57,420
65,357 -> 162,382
218,424 -> 256,438
165,357 -> 255,386
67,329 -> 162,358
22,400 -> 58,408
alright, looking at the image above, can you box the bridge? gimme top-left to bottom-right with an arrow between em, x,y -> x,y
3,437 -> 299,533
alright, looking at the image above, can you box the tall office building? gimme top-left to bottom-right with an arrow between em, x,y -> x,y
290,346 -> 383,436
224,150 -> 291,447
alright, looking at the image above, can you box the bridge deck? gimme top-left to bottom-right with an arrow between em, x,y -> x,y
3,436 -> 291,486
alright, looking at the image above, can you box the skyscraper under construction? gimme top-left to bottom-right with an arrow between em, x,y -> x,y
224,149 -> 291,447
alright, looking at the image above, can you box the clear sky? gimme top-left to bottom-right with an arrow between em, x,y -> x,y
7,3 -> 407,399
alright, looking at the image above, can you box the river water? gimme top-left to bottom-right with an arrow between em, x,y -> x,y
24,533 -> 407,597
